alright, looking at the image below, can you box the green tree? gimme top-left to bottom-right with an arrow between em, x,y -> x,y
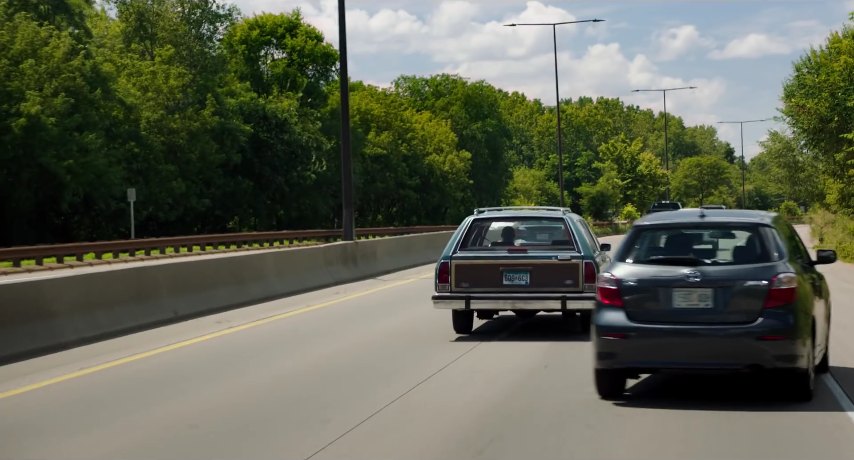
671,155 -> 738,207
504,167 -> 561,207
781,13 -> 854,213
222,11 -> 340,229
578,166 -> 621,221
99,0 -> 249,236
5,0 -> 94,34
747,130 -> 822,209
326,83 -> 471,226
596,134 -> 667,210
393,74 -> 511,208
223,11 -> 338,108
0,6 -> 126,244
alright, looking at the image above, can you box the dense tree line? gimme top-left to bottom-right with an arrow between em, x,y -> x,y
2,0 -> 747,246
746,13 -> 853,217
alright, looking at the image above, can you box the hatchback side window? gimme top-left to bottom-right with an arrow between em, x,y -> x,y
777,222 -> 811,263
789,224 -> 813,263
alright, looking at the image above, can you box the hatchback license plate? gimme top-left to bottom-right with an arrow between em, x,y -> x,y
503,271 -> 530,286
672,288 -> 713,308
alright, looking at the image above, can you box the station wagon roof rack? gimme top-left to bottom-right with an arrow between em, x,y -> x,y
473,206 -> 573,215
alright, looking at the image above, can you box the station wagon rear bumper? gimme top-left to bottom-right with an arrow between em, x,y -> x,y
432,293 -> 595,311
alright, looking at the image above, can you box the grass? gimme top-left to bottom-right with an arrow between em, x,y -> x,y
591,222 -> 631,237
0,240 -> 323,269
808,208 -> 854,262
0,233 -> 420,269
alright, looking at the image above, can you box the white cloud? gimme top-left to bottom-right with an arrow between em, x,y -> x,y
709,33 -> 791,59
654,25 -> 714,61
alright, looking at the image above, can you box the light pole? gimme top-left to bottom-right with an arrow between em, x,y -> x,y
631,86 -> 697,201
505,19 -> 605,208
338,0 -> 354,241
717,118 -> 772,208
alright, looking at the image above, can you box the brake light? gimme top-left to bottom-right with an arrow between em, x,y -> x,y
763,273 -> 797,308
584,261 -> 597,292
596,272 -> 623,307
436,261 -> 451,292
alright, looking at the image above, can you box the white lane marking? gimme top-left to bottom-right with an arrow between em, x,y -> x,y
822,373 -> 854,425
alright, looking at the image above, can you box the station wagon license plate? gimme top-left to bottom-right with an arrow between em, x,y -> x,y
503,271 -> 530,286
672,288 -> 713,308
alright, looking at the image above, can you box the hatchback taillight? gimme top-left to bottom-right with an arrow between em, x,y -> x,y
763,273 -> 797,308
596,272 -> 623,307
436,261 -> 451,292
584,261 -> 597,292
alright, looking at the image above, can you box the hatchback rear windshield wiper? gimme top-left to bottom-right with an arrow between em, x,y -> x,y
633,256 -> 710,266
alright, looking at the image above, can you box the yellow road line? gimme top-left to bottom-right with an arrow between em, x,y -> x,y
0,276 -> 426,400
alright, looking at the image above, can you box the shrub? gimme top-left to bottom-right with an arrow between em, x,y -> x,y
808,208 -> 854,262
777,200 -> 802,220
619,203 -> 641,222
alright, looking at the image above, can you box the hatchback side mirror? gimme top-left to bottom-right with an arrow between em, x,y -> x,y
814,249 -> 837,265
600,243 -> 612,252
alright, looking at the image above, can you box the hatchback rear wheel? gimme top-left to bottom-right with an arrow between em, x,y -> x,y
595,369 -> 627,400
789,335 -> 815,401
816,348 -> 830,374
452,310 -> 474,334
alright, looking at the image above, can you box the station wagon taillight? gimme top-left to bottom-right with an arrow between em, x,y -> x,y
584,261 -> 597,292
437,261 -> 451,292
763,273 -> 797,308
596,272 -> 623,307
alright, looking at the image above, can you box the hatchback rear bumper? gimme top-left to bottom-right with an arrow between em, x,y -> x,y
432,293 -> 595,311
593,307 -> 809,372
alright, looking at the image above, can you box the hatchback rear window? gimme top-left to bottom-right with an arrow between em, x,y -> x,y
619,226 -> 772,265
459,217 -> 575,251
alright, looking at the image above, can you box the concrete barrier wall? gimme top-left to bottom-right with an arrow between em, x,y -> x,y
0,232 -> 452,363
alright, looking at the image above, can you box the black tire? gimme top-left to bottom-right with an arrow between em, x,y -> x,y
578,311 -> 592,333
452,310 -> 474,334
476,310 -> 496,320
513,310 -> 538,319
816,347 -> 830,374
595,369 -> 627,400
789,335 -> 815,401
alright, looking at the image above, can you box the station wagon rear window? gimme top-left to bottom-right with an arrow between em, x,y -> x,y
619,225 -> 776,266
458,217 -> 575,251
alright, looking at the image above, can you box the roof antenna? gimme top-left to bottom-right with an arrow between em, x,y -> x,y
698,208 -> 706,218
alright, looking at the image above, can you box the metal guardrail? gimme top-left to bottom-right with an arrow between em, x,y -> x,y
0,226 -> 457,268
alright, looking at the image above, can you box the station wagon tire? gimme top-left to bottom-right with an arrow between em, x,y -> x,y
579,311 -> 592,333
513,310 -> 537,319
595,369 -> 627,400
788,335 -> 815,402
452,310 -> 474,334
476,311 -> 496,320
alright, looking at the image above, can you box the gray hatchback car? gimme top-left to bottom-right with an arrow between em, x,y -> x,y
593,209 -> 837,401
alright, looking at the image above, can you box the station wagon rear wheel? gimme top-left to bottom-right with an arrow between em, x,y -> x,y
579,311 -> 592,333
452,310 -> 474,334
513,310 -> 537,319
595,369 -> 626,400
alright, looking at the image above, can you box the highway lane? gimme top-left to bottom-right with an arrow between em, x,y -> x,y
2,232 -> 854,460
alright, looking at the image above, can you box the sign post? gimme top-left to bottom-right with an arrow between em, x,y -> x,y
127,188 -> 136,239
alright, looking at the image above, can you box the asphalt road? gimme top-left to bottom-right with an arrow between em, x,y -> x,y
1,229 -> 853,460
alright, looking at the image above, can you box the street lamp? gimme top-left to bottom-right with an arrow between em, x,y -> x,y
505,19 -> 605,208
717,118 -> 773,208
338,0 -> 354,241
631,86 -> 697,201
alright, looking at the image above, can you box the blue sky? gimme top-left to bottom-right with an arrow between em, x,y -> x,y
230,0 -> 854,159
